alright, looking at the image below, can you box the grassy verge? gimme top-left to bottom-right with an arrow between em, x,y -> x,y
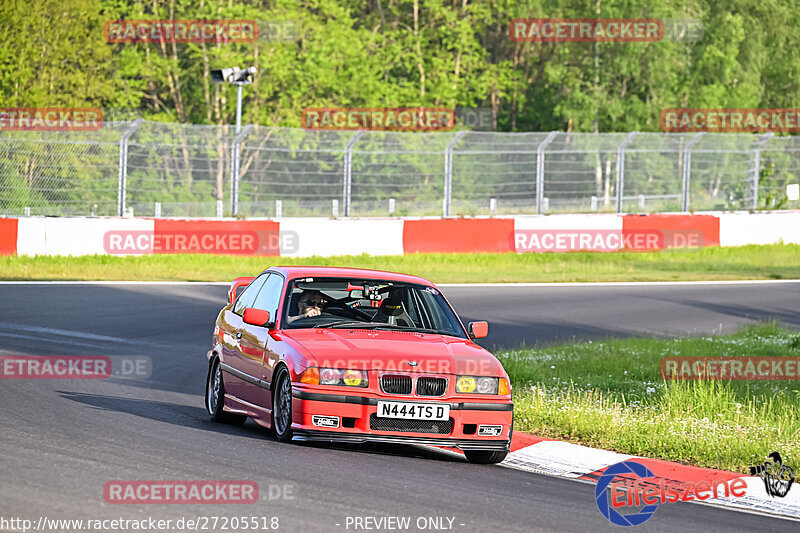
1,244 -> 799,282
498,323 -> 800,473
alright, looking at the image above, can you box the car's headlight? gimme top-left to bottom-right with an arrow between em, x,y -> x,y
316,368 -> 368,387
456,376 -> 477,393
456,376 -> 509,395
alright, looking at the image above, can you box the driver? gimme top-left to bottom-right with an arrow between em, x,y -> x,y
287,290 -> 327,323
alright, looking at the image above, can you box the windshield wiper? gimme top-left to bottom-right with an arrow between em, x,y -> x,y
341,323 -> 449,334
314,321 -> 376,329
397,326 -> 451,335
314,321 -> 453,336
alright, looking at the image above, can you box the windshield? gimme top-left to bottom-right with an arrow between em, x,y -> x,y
282,277 -> 466,339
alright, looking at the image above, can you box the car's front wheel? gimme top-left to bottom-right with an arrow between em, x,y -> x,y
464,450 -> 508,464
206,357 -> 246,425
272,368 -> 294,442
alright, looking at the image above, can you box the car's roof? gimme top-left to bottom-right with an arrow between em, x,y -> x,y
266,266 -> 433,286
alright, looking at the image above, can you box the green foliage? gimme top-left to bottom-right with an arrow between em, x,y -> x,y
3,1 -> 800,215
0,243 -> 798,282
502,322 -> 800,471
2,0 -> 800,132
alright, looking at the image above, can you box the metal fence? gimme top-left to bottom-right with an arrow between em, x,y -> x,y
0,120 -> 797,218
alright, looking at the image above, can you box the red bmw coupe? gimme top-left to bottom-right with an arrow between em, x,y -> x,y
206,266 -> 513,464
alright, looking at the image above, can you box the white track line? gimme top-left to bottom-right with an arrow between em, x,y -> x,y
439,280 -> 800,287
0,280 -> 229,285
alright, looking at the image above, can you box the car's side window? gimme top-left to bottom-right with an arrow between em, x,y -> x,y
233,274 -> 268,315
251,274 -> 284,325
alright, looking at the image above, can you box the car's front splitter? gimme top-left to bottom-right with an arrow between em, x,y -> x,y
291,429 -> 510,451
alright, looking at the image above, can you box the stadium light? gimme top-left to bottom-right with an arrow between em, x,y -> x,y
211,66 -> 256,133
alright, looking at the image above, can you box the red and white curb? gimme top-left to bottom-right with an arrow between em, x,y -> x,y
498,434 -> 800,521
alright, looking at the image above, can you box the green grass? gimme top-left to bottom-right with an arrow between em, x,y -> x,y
1,243 -> 799,282
498,323 -> 800,473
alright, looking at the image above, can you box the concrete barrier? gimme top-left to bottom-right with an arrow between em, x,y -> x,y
1,211 -> 798,257
718,212 -> 800,246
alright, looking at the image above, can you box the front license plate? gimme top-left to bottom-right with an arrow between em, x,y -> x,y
376,401 -> 449,420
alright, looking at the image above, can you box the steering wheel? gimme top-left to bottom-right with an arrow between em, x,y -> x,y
323,298 -> 373,321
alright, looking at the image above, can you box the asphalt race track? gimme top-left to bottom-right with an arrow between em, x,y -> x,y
1,281 -> 799,533
444,281 -> 800,350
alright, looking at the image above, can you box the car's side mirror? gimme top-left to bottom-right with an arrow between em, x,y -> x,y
243,308 -> 271,327
468,321 -> 488,339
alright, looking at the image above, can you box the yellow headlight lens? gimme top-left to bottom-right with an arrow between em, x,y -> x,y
498,378 -> 510,395
456,376 -> 477,393
343,369 -> 364,386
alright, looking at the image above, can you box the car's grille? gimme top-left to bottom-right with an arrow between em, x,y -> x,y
369,414 -> 454,434
416,376 -> 447,396
380,374 -> 412,395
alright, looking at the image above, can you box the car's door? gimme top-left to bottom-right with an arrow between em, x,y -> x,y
220,273 -> 267,399
242,272 -> 286,410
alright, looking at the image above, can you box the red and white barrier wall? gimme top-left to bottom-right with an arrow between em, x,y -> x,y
0,212 -> 798,256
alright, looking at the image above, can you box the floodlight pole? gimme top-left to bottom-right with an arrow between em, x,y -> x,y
235,84 -> 243,134
211,66 -> 256,216
230,81 -> 248,215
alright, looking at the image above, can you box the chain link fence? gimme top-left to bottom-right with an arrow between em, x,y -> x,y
0,120 -> 797,217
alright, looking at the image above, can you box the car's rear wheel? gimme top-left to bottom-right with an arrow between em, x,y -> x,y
464,450 -> 508,464
206,357 -> 246,425
272,368 -> 294,442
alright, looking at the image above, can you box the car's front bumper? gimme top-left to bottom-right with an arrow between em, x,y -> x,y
290,387 -> 513,451
292,429 -> 509,451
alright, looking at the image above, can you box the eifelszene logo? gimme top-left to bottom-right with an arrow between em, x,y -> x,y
596,461 -> 659,526
595,460 -> 747,526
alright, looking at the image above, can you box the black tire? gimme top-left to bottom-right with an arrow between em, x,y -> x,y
464,450 -> 508,464
272,368 -> 294,442
206,357 -> 247,426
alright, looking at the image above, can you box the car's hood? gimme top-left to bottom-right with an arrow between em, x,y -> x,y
281,328 -> 503,376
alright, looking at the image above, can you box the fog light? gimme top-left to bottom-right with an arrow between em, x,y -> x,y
478,425 -> 502,436
456,376 -> 476,393
343,369 -> 365,387
312,415 -> 340,428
